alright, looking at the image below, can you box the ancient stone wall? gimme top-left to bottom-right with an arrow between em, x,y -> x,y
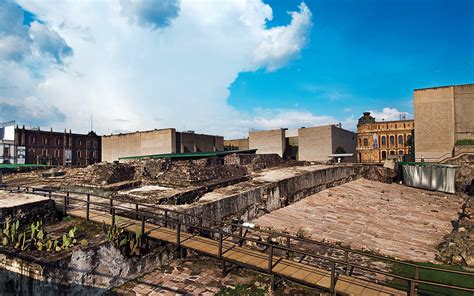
0,199 -> 56,225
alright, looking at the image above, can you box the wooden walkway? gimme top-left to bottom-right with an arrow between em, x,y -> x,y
68,207 -> 406,296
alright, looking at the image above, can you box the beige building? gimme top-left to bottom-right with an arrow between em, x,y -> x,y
224,138 -> 249,151
102,128 -> 224,162
414,84 -> 474,161
248,125 -> 356,161
249,128 -> 286,157
299,125 -> 357,162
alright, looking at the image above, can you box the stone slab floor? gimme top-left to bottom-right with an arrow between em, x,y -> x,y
253,178 -> 464,263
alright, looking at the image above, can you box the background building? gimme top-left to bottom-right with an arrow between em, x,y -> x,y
248,125 -> 356,162
248,128 -> 286,157
298,125 -> 356,162
356,112 -> 414,163
414,83 -> 474,161
0,121 -> 15,164
224,138 -> 249,151
14,126 -> 101,166
102,129 -> 224,162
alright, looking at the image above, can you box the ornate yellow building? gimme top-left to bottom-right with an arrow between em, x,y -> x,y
356,112 -> 414,163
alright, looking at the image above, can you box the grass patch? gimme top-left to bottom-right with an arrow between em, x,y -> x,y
216,284 -> 266,296
388,262 -> 474,296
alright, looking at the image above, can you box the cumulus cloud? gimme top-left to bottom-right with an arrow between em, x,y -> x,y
120,0 -> 180,30
253,2 -> 312,71
29,21 -> 73,64
369,107 -> 410,121
4,0 -> 315,138
0,96 -> 65,126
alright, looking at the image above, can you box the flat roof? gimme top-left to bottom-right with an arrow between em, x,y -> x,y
119,149 -> 257,160
414,83 -> 474,91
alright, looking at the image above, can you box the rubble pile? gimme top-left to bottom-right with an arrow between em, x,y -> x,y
361,165 -> 397,184
80,162 -> 136,185
138,157 -> 248,186
224,153 -> 284,172
437,197 -> 473,268
443,154 -> 474,194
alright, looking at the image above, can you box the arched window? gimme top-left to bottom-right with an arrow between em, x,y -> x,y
381,151 -> 387,160
398,150 -> 404,155
358,138 -> 361,146
390,150 -> 395,155
363,138 -> 369,147
381,136 -> 386,146
389,135 -> 395,147
398,135 -> 404,146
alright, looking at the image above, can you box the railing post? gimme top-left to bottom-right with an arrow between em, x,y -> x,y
141,215 -> 145,236
286,237 -> 290,259
414,266 -> 419,294
86,194 -> 90,221
48,190 -> 51,199
268,244 -> 274,273
199,217 -> 203,229
109,198 -> 113,214
63,195 -> 67,215
176,222 -> 181,247
238,226 -> 243,246
218,232 -> 223,259
344,250 -> 349,275
135,203 -> 139,219
164,210 -> 168,227
330,261 -> 336,295
111,208 -> 115,226
66,192 -> 70,205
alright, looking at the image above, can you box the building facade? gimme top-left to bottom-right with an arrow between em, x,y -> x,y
356,112 -> 414,163
224,138 -> 249,151
414,84 -> 474,161
101,128 -> 224,162
298,125 -> 357,162
13,126 -> 101,166
248,129 -> 286,157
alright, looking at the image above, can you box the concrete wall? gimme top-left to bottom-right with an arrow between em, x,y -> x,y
224,138 -> 249,151
298,126 -> 332,161
331,125 -> 357,161
177,133 -> 224,153
298,125 -> 356,162
102,129 -> 176,162
414,84 -> 474,160
414,86 -> 455,160
249,129 -> 286,157
454,84 -> 474,141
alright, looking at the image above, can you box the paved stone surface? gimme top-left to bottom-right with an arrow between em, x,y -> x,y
252,179 -> 463,262
115,258 -> 245,295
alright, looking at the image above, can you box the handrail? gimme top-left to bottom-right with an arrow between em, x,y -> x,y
6,185 -> 474,276
2,185 -> 474,294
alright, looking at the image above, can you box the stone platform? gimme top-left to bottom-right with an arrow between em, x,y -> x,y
252,179 -> 463,262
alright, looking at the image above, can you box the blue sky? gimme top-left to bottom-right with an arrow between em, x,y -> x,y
229,0 -> 474,120
0,0 -> 473,137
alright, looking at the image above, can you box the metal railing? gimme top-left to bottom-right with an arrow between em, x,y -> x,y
3,185 -> 474,295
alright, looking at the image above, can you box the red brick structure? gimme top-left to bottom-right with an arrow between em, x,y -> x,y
14,126 -> 101,166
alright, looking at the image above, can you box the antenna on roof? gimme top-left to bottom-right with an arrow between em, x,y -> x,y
91,115 -> 93,132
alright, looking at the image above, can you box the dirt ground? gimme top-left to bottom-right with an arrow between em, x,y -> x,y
252,179 -> 464,263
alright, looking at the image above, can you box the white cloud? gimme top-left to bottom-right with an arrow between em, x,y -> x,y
248,109 -> 336,130
3,0 -> 316,138
120,0 -> 180,30
369,107 -> 410,121
253,2 -> 312,71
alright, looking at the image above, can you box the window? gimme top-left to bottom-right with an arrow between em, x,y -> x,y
381,151 -> 387,160
43,138 -> 48,145
381,136 -> 386,146
407,135 -> 412,145
358,138 -> 361,146
77,150 -> 81,158
31,136 -> 36,144
363,138 -> 369,147
398,135 -> 404,146
389,135 -> 395,147
398,150 -> 404,155
56,138 -> 61,145
55,150 -> 60,157
79,140 -> 83,146
390,150 -> 395,155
